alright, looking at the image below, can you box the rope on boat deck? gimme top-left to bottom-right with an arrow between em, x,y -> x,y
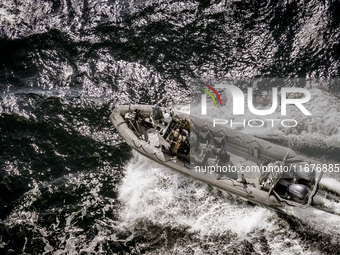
116,121 -> 127,128
132,139 -> 142,149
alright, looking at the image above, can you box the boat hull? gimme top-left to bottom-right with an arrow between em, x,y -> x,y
110,105 -> 322,208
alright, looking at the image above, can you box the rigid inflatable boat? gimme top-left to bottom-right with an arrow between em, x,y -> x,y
110,105 -> 323,208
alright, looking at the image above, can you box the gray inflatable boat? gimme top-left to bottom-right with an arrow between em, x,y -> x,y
110,105 -> 323,208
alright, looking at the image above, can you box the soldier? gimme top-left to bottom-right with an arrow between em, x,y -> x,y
169,129 -> 182,156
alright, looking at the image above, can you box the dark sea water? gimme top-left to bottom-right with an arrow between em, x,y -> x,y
1,0 -> 340,254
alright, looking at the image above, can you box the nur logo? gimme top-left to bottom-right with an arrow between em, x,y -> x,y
199,83 -> 223,115
199,84 -> 312,116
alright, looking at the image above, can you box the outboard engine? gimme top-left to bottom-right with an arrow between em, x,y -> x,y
295,165 -> 315,186
288,184 -> 309,203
